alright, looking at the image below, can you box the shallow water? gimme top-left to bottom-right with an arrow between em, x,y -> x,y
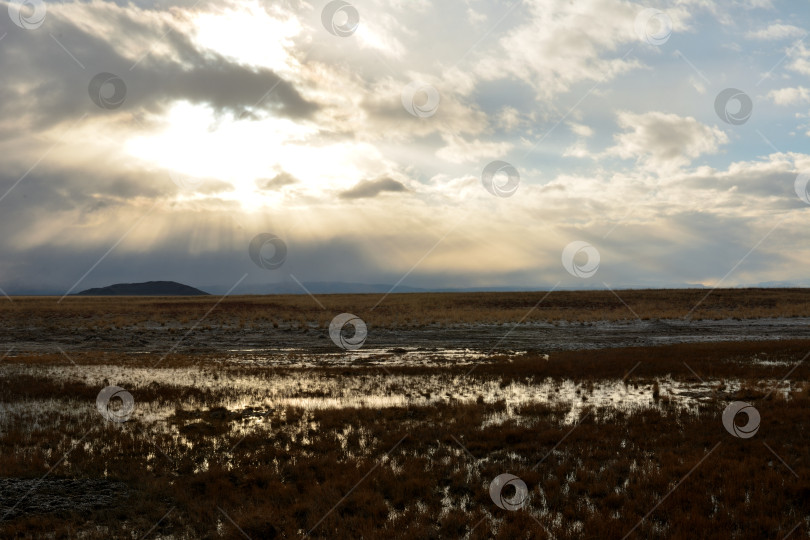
0,361 -> 791,428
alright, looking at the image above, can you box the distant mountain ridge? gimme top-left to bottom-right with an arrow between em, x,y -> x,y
242,281 -> 428,295
199,280 -> 709,295
76,281 -> 209,296
18,279 -> 810,296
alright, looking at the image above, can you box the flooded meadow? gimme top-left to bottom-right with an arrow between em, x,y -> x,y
1,295 -> 810,538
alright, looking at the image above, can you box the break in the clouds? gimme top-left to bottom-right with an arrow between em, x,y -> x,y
1,0 -> 810,294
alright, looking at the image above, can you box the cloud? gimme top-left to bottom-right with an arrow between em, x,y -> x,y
605,111 -> 728,170
436,135 -> 513,164
497,107 -> 523,131
0,1 -> 317,135
339,178 -> 408,199
563,140 -> 591,159
669,152 -> 803,210
787,42 -> 810,76
257,172 -> 299,190
2,0 -> 810,294
746,23 -> 805,40
568,122 -> 594,137
768,87 -> 810,106
473,0 -> 665,100
355,77 -> 491,142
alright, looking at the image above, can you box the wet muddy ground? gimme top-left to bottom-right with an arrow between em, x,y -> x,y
0,478 -> 130,520
2,339 -> 809,539
4,316 -> 810,356
2,297 -> 810,538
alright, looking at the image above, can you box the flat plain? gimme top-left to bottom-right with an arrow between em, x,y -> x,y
1,290 -> 810,539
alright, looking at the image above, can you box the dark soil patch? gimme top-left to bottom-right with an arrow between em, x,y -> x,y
0,477 -> 130,519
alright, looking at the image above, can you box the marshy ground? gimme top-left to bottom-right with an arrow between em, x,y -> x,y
1,291 -> 810,538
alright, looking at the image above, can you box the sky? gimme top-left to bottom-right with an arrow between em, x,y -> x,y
1,0 -> 810,294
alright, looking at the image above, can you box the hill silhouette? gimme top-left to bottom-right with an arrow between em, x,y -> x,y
76,281 -> 209,296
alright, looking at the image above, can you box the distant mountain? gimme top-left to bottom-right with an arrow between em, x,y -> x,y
11,279 -> 810,296
76,281 -> 210,296
751,280 -> 810,288
215,281 -> 429,295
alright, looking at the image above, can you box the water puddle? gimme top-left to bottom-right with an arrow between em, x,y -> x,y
0,362 -> 792,429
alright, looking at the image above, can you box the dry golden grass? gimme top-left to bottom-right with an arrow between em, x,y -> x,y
3,288 -> 810,329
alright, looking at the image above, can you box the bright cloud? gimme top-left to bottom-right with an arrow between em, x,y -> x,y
768,86 -> 810,106
746,23 -> 805,41
606,112 -> 728,171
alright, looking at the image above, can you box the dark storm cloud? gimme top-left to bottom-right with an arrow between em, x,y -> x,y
0,219 -> 387,295
0,165 -> 165,212
0,5 -> 316,134
339,177 -> 407,199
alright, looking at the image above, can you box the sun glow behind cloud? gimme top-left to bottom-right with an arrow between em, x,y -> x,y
127,106 -> 276,209
124,100 -> 388,211
121,2 -> 402,212
192,2 -> 302,73
119,4 -> 313,211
